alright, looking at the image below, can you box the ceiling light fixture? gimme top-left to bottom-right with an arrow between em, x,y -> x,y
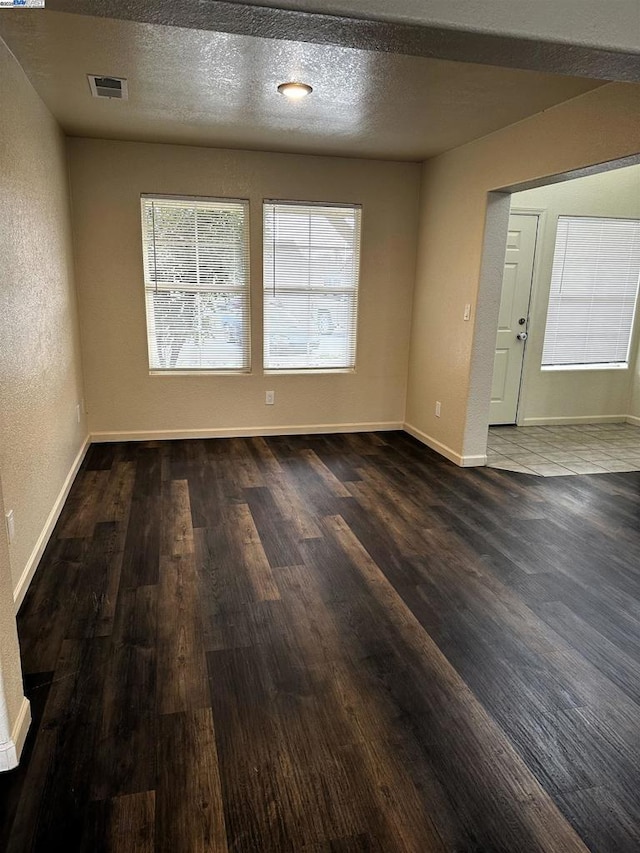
277,81 -> 313,100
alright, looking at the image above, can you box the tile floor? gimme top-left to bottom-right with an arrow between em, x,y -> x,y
487,422 -> 640,476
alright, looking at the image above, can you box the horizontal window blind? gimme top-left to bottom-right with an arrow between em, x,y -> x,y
141,196 -> 250,371
263,201 -> 361,370
542,216 -> 640,368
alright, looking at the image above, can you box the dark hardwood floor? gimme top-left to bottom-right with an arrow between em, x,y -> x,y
2,431 -> 640,851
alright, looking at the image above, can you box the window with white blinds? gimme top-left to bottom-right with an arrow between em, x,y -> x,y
542,216 -> 640,369
263,201 -> 361,370
140,195 -> 250,371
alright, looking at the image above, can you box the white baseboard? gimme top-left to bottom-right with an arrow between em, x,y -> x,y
403,423 -> 486,468
13,435 -> 91,611
0,697 -> 31,772
90,422 -> 403,443
519,415 -> 628,426
626,415 -> 640,426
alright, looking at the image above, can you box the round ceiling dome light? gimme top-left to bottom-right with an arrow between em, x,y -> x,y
277,81 -> 313,100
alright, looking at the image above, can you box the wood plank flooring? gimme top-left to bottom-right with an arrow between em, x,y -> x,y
2,431 -> 640,851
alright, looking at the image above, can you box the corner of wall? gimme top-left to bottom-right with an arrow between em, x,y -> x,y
403,421 -> 487,467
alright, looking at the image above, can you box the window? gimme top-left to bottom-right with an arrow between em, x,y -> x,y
542,216 -> 640,369
141,195 -> 250,371
263,201 -> 361,370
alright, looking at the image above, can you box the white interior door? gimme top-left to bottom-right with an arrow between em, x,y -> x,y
490,213 -> 538,424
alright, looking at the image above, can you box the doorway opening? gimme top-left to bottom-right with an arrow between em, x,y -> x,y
470,154 -> 640,472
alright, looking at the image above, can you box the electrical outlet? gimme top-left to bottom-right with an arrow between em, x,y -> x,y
265,390 -> 275,405
463,303 -> 471,321
435,401 -> 441,418
76,403 -> 81,424
5,510 -> 15,545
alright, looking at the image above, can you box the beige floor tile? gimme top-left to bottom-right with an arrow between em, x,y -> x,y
540,453 -> 590,464
526,462 -> 574,476
489,459 -> 538,475
564,462 -> 609,475
601,461 -> 640,473
574,451 -> 617,462
503,451 -> 547,463
487,424 -> 640,476
487,454 -> 510,466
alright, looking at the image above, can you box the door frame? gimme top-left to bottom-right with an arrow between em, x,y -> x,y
502,207 -> 546,426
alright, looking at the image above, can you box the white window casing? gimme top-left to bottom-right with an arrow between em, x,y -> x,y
542,216 -> 640,370
141,195 -> 250,372
263,201 -> 362,371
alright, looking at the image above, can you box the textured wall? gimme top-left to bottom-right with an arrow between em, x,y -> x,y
511,164 -> 640,423
0,39 -> 87,593
67,139 -> 420,438
632,363 -> 640,420
405,82 -> 640,461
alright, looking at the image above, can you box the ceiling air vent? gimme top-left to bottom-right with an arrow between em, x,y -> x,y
88,74 -> 128,100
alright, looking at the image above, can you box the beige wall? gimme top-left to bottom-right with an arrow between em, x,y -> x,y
510,164 -> 640,424
632,370 -> 640,420
0,37 -> 86,760
632,338 -> 640,418
68,139 -> 420,438
632,338 -> 640,419
406,82 -> 640,463
0,40 -> 87,595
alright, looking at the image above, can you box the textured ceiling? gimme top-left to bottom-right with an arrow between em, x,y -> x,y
46,0 -> 640,82
0,10 -> 603,161
223,0 -> 640,53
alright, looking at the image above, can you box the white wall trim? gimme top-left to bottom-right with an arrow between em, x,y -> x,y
403,422 -> 486,467
13,435 -> 91,611
520,414 -> 628,426
90,422 -> 403,443
626,415 -> 640,426
0,697 -> 31,772
94,423 -> 493,471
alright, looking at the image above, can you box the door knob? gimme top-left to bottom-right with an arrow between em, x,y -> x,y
516,332 -> 528,341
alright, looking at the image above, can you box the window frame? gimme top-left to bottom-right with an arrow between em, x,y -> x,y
262,199 -> 362,374
140,193 -> 251,375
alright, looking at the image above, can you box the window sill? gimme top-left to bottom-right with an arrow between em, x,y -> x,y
149,370 -> 251,376
263,368 -> 356,375
541,363 -> 629,372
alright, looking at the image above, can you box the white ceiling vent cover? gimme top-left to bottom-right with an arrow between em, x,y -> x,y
88,75 -> 128,100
